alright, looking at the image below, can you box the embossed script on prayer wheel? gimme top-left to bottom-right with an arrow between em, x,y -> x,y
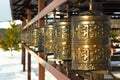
44,23 -> 55,55
71,10 -> 111,70
55,21 -> 71,60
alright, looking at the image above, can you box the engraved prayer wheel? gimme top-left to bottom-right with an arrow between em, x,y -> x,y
44,23 -> 55,55
55,21 -> 71,60
29,26 -> 34,46
33,28 -> 39,47
32,22 -> 39,48
71,10 -> 111,70
38,27 -> 44,52
21,31 -> 25,44
26,29 -> 30,46
24,31 -> 27,44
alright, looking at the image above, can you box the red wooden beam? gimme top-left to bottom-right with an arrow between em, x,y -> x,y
38,0 -> 45,28
22,44 -> 26,71
27,8 -> 32,80
38,52 -> 45,80
28,52 -> 31,80
38,0 -> 45,80
22,17 -> 26,71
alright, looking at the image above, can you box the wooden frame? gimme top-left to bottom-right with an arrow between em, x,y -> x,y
22,0 -> 69,80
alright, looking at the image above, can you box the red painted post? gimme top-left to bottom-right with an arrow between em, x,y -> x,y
28,52 -> 31,80
38,0 -> 45,28
38,52 -> 45,80
22,17 -> 26,71
38,0 -> 45,80
22,45 -> 26,71
27,7 -> 32,80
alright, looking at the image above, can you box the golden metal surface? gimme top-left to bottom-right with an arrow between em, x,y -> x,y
44,23 -> 55,55
54,21 -> 71,60
71,10 -> 111,70
33,28 -> 39,47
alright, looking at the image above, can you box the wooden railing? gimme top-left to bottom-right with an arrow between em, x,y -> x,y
22,44 -> 70,80
21,0 -> 71,80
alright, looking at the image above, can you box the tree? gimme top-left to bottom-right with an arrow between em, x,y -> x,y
1,21 -> 21,56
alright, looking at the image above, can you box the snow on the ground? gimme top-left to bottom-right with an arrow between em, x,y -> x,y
0,48 -> 57,80
1,48 -> 120,80
0,49 -> 27,80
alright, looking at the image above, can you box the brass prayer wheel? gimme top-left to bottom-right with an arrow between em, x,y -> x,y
21,31 -> 25,44
32,22 -> 39,48
71,10 -> 111,70
33,28 -> 39,47
29,26 -> 34,46
24,31 -> 27,44
26,29 -> 30,46
44,23 -> 55,55
54,21 -> 71,60
38,27 -> 44,52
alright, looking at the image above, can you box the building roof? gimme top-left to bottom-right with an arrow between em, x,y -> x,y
10,0 -> 120,21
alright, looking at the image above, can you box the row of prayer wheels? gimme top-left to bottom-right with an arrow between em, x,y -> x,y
21,10 -> 111,71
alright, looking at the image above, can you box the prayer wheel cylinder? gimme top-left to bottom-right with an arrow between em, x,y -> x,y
26,30 -> 30,45
24,31 -> 27,44
33,28 -> 39,47
21,32 -> 25,44
29,26 -> 33,46
38,27 -> 44,52
55,21 -> 71,60
44,23 -> 55,55
71,10 -> 111,70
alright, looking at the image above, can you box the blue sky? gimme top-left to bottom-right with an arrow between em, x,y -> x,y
0,0 -> 12,22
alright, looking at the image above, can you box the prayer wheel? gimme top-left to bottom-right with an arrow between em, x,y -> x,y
33,28 -> 39,47
71,10 -> 111,70
44,23 -> 55,55
21,32 -> 25,44
24,31 -> 27,44
55,21 -> 71,60
38,27 -> 44,52
26,29 -> 30,46
32,22 -> 39,48
29,26 -> 34,46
